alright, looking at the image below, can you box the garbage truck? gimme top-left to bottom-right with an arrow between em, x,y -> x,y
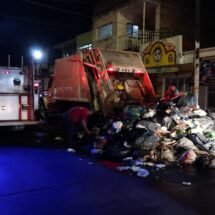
44,48 -> 156,116
0,66 -> 41,127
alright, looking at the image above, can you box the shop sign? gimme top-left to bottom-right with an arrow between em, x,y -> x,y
142,41 -> 176,68
200,56 -> 215,84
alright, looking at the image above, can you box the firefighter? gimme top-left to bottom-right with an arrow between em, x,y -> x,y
63,106 -> 93,150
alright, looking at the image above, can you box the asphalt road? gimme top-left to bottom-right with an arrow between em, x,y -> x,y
0,126 -> 214,215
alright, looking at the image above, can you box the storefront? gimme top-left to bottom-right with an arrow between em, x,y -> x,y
199,56 -> 215,110
140,35 -> 193,99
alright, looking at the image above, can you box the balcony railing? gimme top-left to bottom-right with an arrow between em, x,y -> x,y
120,30 -> 178,51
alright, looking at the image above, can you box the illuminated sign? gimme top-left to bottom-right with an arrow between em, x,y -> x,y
142,41 -> 176,68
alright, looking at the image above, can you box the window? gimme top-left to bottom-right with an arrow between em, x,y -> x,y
127,23 -> 139,38
97,24 -> 112,40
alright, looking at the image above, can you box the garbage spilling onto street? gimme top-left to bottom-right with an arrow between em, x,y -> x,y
76,96 -> 215,179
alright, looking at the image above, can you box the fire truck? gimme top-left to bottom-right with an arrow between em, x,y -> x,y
45,48 -> 156,115
0,66 -> 41,127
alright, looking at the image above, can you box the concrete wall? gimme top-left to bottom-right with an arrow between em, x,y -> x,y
93,10 -> 118,50
93,10 -> 140,51
77,31 -> 93,48
92,0 -> 195,52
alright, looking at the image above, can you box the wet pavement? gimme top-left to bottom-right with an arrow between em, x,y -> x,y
0,126 -> 214,214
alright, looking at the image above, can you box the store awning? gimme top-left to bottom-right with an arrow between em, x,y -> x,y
146,63 -> 193,74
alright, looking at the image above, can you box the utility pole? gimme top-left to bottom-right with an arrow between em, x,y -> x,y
155,0 -> 161,41
142,0 -> 146,44
194,0 -> 200,105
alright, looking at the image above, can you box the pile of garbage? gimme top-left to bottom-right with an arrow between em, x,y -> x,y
86,97 -> 215,170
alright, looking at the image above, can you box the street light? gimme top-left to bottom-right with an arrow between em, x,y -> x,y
32,49 -> 43,61
31,48 -> 44,78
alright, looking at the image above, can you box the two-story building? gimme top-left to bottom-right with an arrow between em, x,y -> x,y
54,0 -> 215,110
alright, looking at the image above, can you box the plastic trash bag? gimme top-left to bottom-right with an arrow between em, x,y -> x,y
177,94 -> 197,107
193,109 -> 207,117
136,120 -> 161,133
176,137 -> 198,150
137,168 -> 149,177
102,141 -> 132,160
112,121 -> 123,133
187,132 -> 210,152
179,149 -> 197,164
193,116 -> 215,131
123,105 -> 147,121
141,135 -> 159,150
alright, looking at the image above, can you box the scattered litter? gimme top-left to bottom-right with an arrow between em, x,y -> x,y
66,148 -> 76,153
116,166 -> 131,171
179,149 -> 197,164
182,181 -> 192,186
55,136 -> 63,141
137,168 -> 149,177
155,164 -> 166,168
112,121 -> 123,133
76,98 -> 215,173
123,157 -> 133,161
134,159 -> 144,166
91,148 -> 103,155
131,166 -> 142,172
143,162 -> 155,167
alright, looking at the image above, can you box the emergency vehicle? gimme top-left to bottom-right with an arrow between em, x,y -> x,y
0,66 -> 41,127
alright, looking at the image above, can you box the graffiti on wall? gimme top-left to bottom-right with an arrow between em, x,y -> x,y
142,41 -> 176,68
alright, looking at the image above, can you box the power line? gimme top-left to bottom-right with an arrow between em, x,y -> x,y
21,0 -> 92,17
0,14 -> 89,29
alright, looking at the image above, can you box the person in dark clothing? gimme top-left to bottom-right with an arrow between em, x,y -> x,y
63,107 -> 93,149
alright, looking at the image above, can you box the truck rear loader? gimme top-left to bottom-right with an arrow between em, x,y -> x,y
45,48 -> 156,116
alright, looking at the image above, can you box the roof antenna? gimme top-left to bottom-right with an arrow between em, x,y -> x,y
21,56 -> 24,69
8,55 -> 11,67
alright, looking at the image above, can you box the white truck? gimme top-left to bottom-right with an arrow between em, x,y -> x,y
0,66 -> 41,127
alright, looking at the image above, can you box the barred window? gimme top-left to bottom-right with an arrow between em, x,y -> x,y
127,23 -> 139,38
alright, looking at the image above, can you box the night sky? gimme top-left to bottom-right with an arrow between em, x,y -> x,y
0,0 -> 100,66
0,0 -> 214,67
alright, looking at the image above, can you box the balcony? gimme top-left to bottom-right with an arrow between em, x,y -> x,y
119,30 -> 177,52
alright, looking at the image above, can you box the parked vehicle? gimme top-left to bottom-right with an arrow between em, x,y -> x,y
0,66 -> 41,127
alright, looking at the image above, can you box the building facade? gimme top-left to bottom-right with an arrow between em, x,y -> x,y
92,0 -> 214,110
54,0 -> 215,110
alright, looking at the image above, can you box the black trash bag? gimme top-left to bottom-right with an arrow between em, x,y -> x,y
187,132 -> 210,152
102,140 -> 132,160
123,105 -> 147,121
135,135 -> 146,147
121,127 -> 149,144
141,135 -> 159,150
